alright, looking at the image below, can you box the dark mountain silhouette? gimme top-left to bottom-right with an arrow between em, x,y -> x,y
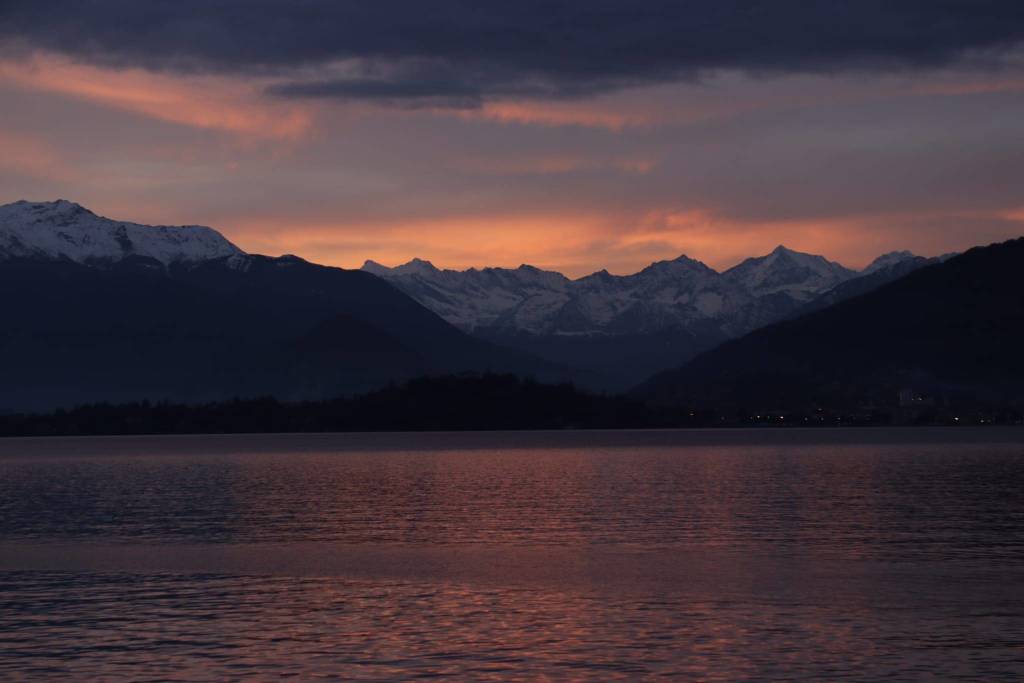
0,200 -> 567,411
0,255 -> 560,411
637,238 -> 1024,411
475,325 -> 727,391
2,199 -> 1005,419
796,255 -> 936,316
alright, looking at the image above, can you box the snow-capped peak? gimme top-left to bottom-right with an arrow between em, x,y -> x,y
722,245 -> 856,300
863,250 -> 917,274
640,254 -> 716,276
0,199 -> 243,266
673,253 -> 709,265
361,259 -> 391,276
369,257 -> 442,277
359,245 -> 910,338
397,258 -> 440,275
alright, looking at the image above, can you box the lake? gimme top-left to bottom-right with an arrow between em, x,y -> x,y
2,428 -> 1024,680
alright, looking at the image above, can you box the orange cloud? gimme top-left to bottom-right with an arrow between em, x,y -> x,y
471,101 -> 647,130
0,54 -> 313,139
1003,208 -> 1024,221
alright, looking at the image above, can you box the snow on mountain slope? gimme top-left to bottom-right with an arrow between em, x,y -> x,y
862,250 -> 918,274
366,253 -> 759,336
566,256 -> 752,334
722,245 -> 857,301
0,200 -> 243,266
363,259 -> 572,332
364,246 -> 891,339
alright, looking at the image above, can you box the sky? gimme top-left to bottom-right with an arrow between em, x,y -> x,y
2,1 -> 1024,277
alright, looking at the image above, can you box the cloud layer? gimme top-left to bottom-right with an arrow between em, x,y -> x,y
5,1 -> 1024,107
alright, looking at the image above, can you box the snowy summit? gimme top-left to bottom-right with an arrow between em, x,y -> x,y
721,245 -> 856,301
362,246 -> 866,336
0,200 -> 243,266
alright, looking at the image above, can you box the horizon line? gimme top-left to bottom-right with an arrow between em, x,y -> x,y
2,197 -> 941,278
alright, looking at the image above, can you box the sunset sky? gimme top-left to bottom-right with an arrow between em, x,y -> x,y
3,1 -> 1024,276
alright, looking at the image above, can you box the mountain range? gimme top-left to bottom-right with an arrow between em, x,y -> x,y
638,237 -> 1024,413
0,199 -> 979,412
0,200 -> 559,411
364,245 -> 930,388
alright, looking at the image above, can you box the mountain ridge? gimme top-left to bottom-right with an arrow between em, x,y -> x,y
0,200 -> 242,266
0,200 -> 562,411
360,244 -> 939,389
636,237 -> 1024,410
0,198 -> 944,394
361,245 -> 924,336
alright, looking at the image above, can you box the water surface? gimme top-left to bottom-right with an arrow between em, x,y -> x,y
2,429 -> 1023,680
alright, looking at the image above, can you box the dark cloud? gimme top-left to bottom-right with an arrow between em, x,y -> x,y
3,0 -> 1024,106
267,77 -> 485,110
263,59 -> 615,109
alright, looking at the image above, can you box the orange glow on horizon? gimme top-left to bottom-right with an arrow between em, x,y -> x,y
203,208 -> 947,277
221,212 -> 622,276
